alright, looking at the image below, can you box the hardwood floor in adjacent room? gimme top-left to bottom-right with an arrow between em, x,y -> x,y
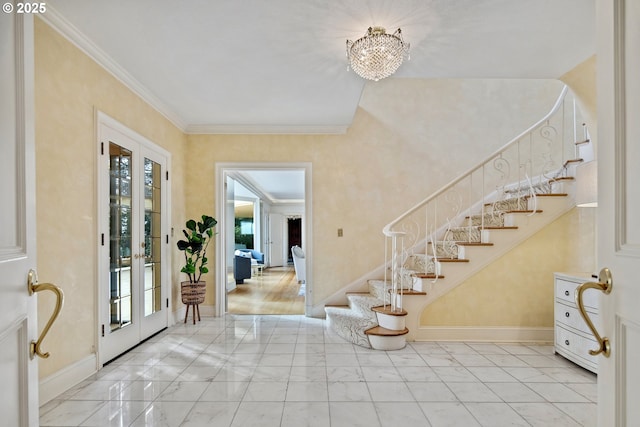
227,266 -> 304,315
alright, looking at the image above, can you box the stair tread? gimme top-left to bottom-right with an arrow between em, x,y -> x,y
563,158 -> 584,168
386,288 -> 427,296
414,273 -> 444,279
437,258 -> 469,262
372,306 -> 408,316
549,176 -> 575,181
365,326 -> 410,336
325,304 -> 349,309
525,193 -> 568,198
482,226 -> 518,230
455,242 -> 493,246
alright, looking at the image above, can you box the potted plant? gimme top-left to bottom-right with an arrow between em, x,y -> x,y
177,214 -> 217,323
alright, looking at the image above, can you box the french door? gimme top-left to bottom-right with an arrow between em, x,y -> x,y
98,114 -> 169,364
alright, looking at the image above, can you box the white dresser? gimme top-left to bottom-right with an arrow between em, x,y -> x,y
554,272 -> 601,373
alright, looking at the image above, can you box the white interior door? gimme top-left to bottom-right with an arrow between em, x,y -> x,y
597,0 -> 640,424
0,10 -> 39,426
268,213 -> 285,266
98,114 -> 170,364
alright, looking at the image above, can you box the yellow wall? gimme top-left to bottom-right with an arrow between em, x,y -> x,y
418,56 -> 597,329
420,208 -> 596,326
186,79 -> 563,306
561,55 -> 597,144
34,18 -> 187,378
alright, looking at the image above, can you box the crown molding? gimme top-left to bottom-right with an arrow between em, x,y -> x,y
38,6 -> 187,132
185,124 -> 349,135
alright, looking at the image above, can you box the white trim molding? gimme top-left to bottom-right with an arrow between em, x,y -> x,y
39,354 -> 97,406
413,326 -> 554,343
185,124 -> 348,135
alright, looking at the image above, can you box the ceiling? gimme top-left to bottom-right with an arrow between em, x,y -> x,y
231,170 -> 305,205
43,0 -> 595,134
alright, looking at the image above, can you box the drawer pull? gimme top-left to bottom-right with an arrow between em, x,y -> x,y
565,339 -> 570,346
565,312 -> 570,318
575,267 -> 613,357
564,290 -> 570,296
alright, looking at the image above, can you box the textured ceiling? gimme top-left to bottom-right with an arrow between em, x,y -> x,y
43,0 -> 595,134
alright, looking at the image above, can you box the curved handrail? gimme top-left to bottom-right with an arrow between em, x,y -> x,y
383,85 -> 569,236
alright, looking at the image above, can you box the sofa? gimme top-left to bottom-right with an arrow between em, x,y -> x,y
234,251 -> 252,284
237,248 -> 264,264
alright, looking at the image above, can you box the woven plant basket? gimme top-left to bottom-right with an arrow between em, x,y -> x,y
181,281 -> 206,305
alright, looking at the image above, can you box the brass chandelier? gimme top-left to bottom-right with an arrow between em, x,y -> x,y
346,26 -> 410,81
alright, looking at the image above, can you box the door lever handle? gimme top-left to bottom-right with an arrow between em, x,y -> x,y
575,267 -> 613,357
27,269 -> 64,359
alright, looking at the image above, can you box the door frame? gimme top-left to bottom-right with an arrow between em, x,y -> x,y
215,162 -> 312,316
96,111 -> 172,367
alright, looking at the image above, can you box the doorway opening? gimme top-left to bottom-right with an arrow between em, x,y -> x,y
215,163 -> 312,316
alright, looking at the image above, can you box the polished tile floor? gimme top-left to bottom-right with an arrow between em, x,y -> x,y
40,315 -> 597,427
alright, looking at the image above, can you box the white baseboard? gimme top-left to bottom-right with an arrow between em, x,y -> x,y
413,326 -> 554,343
39,354 -> 97,406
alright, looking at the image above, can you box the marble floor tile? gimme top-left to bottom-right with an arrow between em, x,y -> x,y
464,402 -> 530,426
40,315 -> 597,427
281,402 -> 330,427
198,381 -> 249,402
367,381 -> 415,402
328,381 -> 372,402
406,382 -> 458,402
329,402 -> 382,427
40,400 -> 106,426
230,402 -> 284,427
326,366 -> 365,382
420,401 -> 481,427
79,400 -> 149,427
445,382 -> 502,402
375,402 -> 431,427
285,381 -> 328,401
485,382 -> 546,402
180,401 -> 240,427
525,382 -> 590,403
129,401 -> 194,427
510,402 -> 583,426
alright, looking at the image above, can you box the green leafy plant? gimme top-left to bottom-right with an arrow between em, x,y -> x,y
176,215 -> 217,283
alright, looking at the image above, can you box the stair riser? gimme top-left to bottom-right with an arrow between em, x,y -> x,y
368,334 -> 406,351
375,312 -> 406,330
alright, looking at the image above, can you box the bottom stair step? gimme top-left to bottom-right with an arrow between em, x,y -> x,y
365,326 -> 409,351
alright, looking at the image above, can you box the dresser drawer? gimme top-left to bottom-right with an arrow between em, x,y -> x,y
555,302 -> 600,336
555,325 -> 599,363
555,278 -> 599,309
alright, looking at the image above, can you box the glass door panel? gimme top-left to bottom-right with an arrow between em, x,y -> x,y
109,143 -> 133,331
143,157 -> 162,317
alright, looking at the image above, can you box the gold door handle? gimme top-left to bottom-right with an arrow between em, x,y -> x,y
27,269 -> 64,359
575,267 -> 613,357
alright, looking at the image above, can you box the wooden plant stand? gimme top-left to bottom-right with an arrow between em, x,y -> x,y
181,281 -> 206,324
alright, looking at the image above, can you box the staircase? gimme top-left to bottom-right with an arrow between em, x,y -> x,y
325,86 -> 594,350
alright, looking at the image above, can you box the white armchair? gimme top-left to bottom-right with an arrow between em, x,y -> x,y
291,245 -> 305,283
